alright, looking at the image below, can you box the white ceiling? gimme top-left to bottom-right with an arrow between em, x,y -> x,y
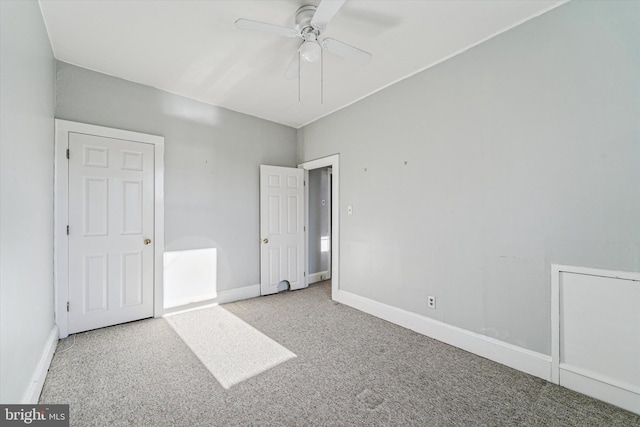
39,0 -> 566,129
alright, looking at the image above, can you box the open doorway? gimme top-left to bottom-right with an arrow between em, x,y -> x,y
299,155 -> 340,300
307,167 -> 332,285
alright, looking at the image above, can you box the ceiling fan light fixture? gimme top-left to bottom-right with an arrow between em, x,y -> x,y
300,40 -> 321,63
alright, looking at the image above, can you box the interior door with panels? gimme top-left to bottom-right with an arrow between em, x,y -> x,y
260,165 -> 305,295
68,132 -> 155,334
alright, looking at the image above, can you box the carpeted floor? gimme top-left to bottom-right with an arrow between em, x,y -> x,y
165,303 -> 296,389
40,281 -> 640,426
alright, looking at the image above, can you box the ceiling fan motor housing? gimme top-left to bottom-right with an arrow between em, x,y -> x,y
295,5 -> 320,40
235,0 -> 372,79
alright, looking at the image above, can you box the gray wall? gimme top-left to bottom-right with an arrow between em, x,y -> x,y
298,0 -> 640,355
308,167 -> 330,274
0,0 -> 56,402
56,62 -> 297,292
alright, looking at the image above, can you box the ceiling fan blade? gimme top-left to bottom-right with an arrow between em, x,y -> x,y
321,38 -> 372,65
311,0 -> 346,29
235,19 -> 299,38
284,50 -> 300,80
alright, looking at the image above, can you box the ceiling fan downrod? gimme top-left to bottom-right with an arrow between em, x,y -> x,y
294,5 -> 318,36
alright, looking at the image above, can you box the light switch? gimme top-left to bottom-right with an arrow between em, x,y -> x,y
347,205 -> 353,215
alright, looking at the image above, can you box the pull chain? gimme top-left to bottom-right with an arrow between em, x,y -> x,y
298,51 -> 301,105
320,46 -> 324,105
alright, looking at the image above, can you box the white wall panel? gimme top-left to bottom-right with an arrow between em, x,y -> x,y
560,273 -> 640,387
553,266 -> 640,414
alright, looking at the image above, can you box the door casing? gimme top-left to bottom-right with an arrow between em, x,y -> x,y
54,120 -> 165,338
299,154 -> 340,300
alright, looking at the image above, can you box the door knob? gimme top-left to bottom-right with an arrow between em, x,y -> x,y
144,238 -> 152,245
263,238 -> 269,244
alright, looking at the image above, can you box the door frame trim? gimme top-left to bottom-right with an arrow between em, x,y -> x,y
54,119 -> 165,338
299,154 -> 339,300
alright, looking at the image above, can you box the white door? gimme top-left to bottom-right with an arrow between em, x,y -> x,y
260,165 -> 305,295
68,132 -> 155,334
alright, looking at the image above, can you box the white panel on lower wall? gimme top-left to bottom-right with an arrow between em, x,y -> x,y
559,368 -> 640,415
552,265 -> 640,415
334,289 -> 552,381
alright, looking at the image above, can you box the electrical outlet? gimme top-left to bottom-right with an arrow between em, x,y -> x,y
427,296 -> 436,309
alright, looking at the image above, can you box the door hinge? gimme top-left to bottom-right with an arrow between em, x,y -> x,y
304,272 -> 306,277
66,225 -> 69,235
304,180 -> 306,186
66,301 -> 70,312
66,149 -> 70,159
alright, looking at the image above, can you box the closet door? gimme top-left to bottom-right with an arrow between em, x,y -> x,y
68,132 -> 155,334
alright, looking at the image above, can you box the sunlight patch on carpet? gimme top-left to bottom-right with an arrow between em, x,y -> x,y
165,305 -> 296,389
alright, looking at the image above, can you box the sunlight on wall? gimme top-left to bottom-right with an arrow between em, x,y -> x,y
163,248 -> 217,308
321,236 -> 330,253
160,95 -> 221,127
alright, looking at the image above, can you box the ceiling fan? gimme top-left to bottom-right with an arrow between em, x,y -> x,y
235,0 -> 373,81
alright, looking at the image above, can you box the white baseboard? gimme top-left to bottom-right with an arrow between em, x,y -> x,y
559,366 -> 640,415
334,290 -> 551,381
21,325 -> 58,404
163,298 -> 218,316
218,284 -> 261,304
307,271 -> 330,285
163,285 -> 261,315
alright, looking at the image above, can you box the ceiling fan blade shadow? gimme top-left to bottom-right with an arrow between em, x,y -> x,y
321,38 -> 372,65
337,8 -> 403,36
235,19 -> 299,38
284,50 -> 300,80
311,0 -> 346,30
